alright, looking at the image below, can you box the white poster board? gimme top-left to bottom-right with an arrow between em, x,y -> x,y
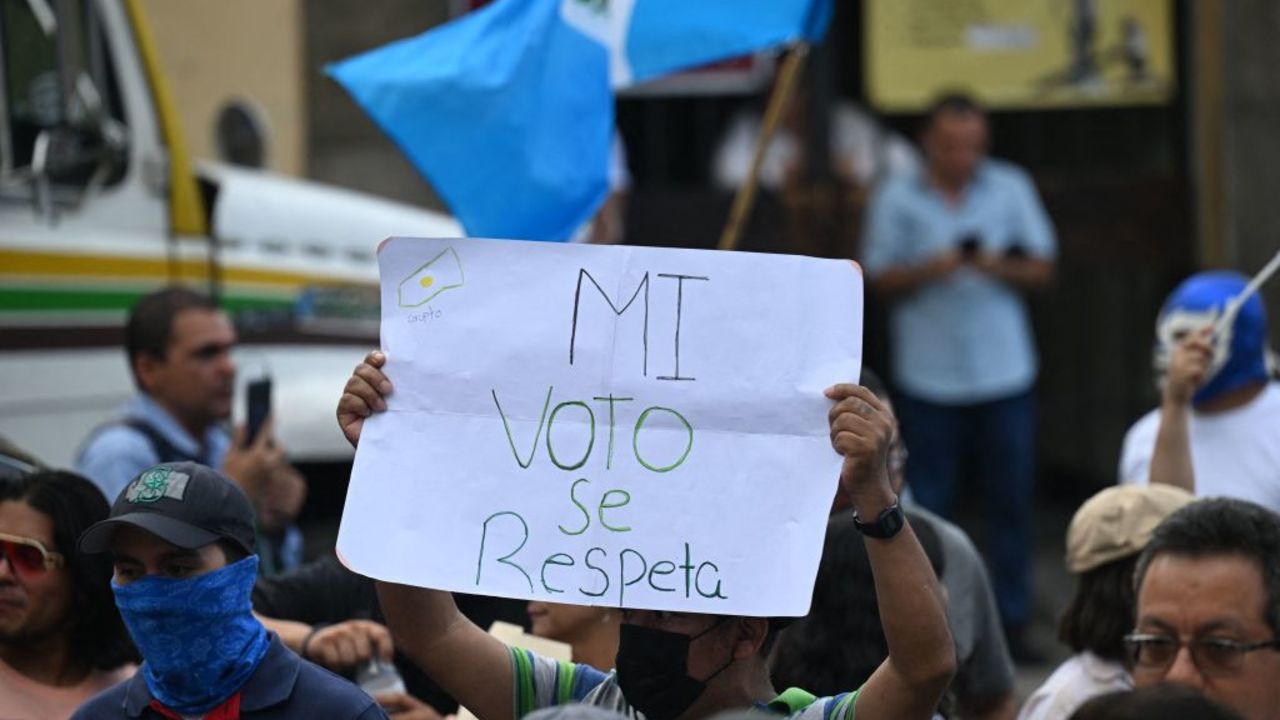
338,237 -> 862,616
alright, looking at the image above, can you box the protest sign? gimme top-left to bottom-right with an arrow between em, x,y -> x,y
338,237 -> 861,616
